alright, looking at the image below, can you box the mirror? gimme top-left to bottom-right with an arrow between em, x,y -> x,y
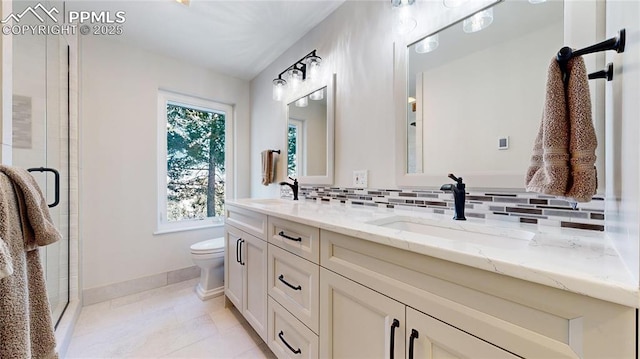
396,0 -> 576,188
283,75 -> 335,185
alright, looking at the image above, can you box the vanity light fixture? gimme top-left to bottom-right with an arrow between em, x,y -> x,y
309,89 -> 324,101
415,34 -> 439,53
175,0 -> 190,6
295,96 -> 309,107
272,49 -> 322,102
463,8 -> 494,33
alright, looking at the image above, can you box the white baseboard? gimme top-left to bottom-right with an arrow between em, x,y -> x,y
82,266 -> 200,305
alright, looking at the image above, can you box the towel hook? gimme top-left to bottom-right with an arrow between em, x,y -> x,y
588,63 -> 614,81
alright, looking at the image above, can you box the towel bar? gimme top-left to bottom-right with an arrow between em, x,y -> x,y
557,28 -> 625,84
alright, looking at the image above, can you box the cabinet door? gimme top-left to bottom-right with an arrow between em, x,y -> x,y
320,268 -> 405,359
224,225 -> 244,310
243,232 -> 268,341
406,307 -> 518,359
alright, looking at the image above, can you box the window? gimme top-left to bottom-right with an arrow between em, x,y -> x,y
157,90 -> 233,233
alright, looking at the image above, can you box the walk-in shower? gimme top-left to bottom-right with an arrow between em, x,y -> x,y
12,1 -> 70,326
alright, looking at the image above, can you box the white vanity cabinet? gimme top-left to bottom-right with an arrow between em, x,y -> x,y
226,203 -> 637,358
320,229 -> 635,358
224,205 -> 268,341
320,267 -> 406,358
320,268 -> 517,359
266,217 -> 321,358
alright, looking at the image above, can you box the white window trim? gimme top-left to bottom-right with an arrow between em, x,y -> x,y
156,89 -> 234,234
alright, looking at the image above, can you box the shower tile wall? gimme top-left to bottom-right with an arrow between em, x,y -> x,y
282,186 -> 605,232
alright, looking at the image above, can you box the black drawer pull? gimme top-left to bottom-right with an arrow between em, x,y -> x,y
236,238 -> 241,263
409,329 -> 419,359
390,318 -> 400,359
278,274 -> 302,291
278,330 -> 301,355
278,231 -> 302,242
239,239 -> 245,266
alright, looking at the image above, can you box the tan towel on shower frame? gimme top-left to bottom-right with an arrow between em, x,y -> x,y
0,165 -> 61,359
261,150 -> 276,186
525,56 -> 597,202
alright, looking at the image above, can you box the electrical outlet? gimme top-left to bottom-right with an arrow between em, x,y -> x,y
353,170 -> 368,188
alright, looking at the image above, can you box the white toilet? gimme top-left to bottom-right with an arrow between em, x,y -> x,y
190,237 -> 225,301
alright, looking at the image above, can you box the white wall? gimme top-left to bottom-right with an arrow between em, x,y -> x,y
79,37 -> 250,290
605,1 -> 640,284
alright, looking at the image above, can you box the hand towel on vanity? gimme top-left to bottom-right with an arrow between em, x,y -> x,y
563,56 -> 598,202
0,165 -> 62,359
525,56 -> 597,202
261,150 -> 276,186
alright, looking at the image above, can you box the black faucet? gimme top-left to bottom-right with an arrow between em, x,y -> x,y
279,177 -> 299,200
440,173 -> 466,221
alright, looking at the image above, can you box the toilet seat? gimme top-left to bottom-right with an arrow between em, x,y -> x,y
190,237 -> 224,254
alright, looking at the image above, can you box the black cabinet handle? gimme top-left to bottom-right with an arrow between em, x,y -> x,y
278,231 -> 302,242
278,274 -> 302,291
390,318 -> 400,359
236,238 -> 241,263
239,239 -> 245,266
409,329 -> 419,359
27,167 -> 60,208
278,330 -> 301,355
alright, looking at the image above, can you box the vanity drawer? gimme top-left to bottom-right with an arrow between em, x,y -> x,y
226,205 -> 268,241
268,296 -> 318,359
268,244 -> 319,333
268,216 -> 319,263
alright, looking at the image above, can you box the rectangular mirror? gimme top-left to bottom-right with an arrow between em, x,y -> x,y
282,74 -> 335,185
395,0 -> 589,189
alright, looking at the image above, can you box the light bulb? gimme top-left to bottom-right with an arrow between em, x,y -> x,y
463,8 -> 493,33
295,96 -> 308,107
391,0 -> 415,7
304,56 -> 322,80
272,79 -> 286,101
415,34 -> 439,53
443,0 -> 466,7
288,68 -> 303,89
309,89 -> 324,101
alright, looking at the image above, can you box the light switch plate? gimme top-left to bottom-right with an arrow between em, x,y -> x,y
353,170 -> 368,188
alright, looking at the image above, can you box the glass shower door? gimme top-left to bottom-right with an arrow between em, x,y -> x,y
11,0 -> 70,326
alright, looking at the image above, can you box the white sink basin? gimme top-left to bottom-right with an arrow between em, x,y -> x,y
367,216 -> 534,247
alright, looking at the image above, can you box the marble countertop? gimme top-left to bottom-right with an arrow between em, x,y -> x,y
227,198 -> 639,308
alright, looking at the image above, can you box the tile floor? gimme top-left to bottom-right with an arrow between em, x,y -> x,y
65,279 -> 276,358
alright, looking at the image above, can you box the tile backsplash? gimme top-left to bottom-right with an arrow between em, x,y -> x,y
281,186 -> 605,232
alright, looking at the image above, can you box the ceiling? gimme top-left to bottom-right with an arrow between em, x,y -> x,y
68,0 -> 345,81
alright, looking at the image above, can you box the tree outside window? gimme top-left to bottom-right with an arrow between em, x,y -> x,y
166,103 -> 225,221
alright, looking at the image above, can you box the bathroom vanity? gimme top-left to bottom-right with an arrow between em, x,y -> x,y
224,198 -> 637,358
